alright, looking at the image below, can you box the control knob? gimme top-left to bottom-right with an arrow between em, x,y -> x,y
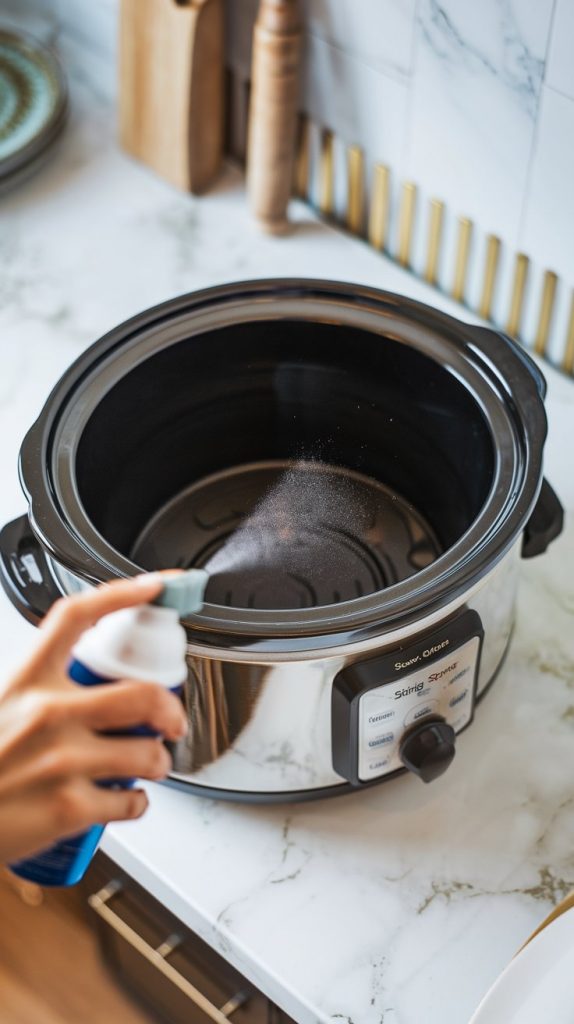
399,716 -> 456,783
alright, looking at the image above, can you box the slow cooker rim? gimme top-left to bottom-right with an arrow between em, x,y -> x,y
18,279 -> 548,645
48,296 -> 523,603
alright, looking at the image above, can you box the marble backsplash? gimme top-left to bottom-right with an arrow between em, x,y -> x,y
24,0 -> 574,371
227,0 -> 574,371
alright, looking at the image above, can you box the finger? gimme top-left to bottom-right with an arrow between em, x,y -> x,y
0,783 -> 149,863
40,734 -> 172,783
90,736 -> 172,781
87,735 -> 172,781
74,681 -> 188,739
0,731 -> 172,796
2,682 -> 187,755
46,778 -> 150,832
87,783 -> 149,824
35,574 -> 166,666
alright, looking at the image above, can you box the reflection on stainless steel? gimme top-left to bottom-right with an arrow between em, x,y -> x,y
166,547 -> 520,794
172,659 -> 267,773
171,658 -> 341,792
52,547 -> 519,794
473,542 -> 520,694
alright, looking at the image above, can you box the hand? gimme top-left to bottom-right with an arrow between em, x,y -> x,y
0,575 -> 188,864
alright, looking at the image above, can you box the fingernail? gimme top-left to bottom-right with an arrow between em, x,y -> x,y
160,748 -> 173,777
133,790 -> 148,816
176,717 -> 189,738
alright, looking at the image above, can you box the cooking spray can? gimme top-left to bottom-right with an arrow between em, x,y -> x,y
10,570 -> 207,888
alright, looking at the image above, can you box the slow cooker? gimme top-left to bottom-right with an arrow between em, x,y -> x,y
0,280 -> 564,801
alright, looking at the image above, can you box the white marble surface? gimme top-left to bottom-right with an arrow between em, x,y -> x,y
1,32 -> 574,1024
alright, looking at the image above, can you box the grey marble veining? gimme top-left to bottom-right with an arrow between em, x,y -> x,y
406,0 -> 555,245
419,0 -> 547,119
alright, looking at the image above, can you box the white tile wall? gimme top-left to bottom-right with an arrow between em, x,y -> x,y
16,0 -> 574,363
29,0 -> 118,100
226,0 -> 259,78
520,85 -> 574,354
302,32 -> 410,167
521,86 -> 574,284
301,0 -> 416,79
46,0 -> 117,60
226,0 -> 417,82
405,0 -> 554,245
224,1 -> 573,293
546,0 -> 574,100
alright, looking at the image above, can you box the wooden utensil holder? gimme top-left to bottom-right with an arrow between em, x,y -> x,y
119,0 -> 224,194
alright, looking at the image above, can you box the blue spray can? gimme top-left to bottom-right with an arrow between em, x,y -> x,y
10,570 -> 207,887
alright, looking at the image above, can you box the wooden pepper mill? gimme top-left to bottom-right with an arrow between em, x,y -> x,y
246,0 -> 302,234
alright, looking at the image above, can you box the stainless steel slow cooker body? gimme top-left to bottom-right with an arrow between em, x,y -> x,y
0,280 -> 563,800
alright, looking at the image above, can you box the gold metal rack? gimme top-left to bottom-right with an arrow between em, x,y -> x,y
229,79 -> 572,378
291,113 -> 573,377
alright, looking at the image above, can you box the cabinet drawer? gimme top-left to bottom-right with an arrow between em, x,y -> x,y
83,853 -> 280,1024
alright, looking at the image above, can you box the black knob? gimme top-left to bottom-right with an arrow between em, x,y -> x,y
399,717 -> 456,783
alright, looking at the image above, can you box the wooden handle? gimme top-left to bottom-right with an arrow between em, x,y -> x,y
119,0 -> 224,194
519,890 -> 574,952
246,0 -> 302,234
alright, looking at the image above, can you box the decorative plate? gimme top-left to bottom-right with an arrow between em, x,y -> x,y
469,905 -> 574,1023
0,29 -> 67,179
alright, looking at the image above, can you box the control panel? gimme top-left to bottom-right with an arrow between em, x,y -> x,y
331,610 -> 483,786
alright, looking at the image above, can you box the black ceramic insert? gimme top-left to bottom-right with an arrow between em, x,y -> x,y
76,320 -> 495,596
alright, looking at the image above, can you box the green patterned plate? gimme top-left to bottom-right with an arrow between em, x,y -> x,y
0,28 -> 67,180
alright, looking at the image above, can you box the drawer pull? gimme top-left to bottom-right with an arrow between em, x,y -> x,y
88,882 -> 249,1023
156,932 -> 183,959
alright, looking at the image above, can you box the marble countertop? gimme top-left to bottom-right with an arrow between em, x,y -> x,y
1,36 -> 574,1024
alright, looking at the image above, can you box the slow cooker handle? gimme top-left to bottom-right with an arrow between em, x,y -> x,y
0,478 -> 562,629
466,327 -> 562,557
0,515 -> 63,625
467,324 -> 547,399
522,479 -> 564,559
